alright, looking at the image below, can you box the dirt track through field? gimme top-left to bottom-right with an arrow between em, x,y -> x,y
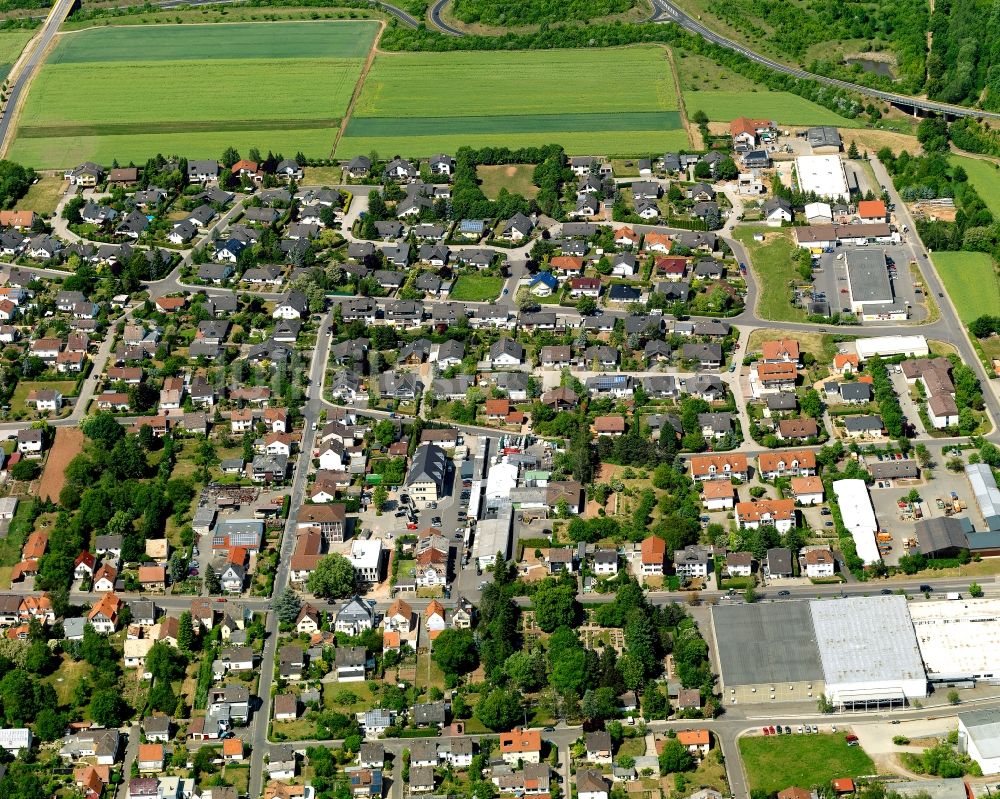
40,427 -> 83,502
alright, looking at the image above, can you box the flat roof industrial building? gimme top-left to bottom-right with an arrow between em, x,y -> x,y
711,595 -> 927,707
832,479 -> 881,565
910,598 -> 1000,682
795,155 -> 850,201
854,335 -> 929,361
959,709 -> 1000,774
711,601 -> 823,704
809,595 -> 927,708
846,250 -> 894,315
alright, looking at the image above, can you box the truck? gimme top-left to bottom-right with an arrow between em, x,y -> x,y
947,592 -> 962,600
876,533 -> 893,542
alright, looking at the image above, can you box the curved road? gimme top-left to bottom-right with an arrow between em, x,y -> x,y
0,0 -> 75,154
651,0 -> 1000,121
430,0 -> 465,35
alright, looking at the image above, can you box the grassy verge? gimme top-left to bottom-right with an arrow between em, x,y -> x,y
738,734 -> 876,793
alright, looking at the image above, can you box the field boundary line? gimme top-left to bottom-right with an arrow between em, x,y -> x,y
332,18 -> 384,156
664,46 -> 697,149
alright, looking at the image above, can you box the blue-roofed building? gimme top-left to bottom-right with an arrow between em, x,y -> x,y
460,219 -> 485,235
529,271 -> 559,297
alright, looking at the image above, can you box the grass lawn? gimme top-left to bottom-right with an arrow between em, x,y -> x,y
949,154 -> 1000,218
734,227 -> 806,322
477,164 -> 538,199
224,765 -> 250,794
42,656 -> 92,707
449,273 -> 504,302
739,734 -> 875,794
12,21 -> 379,167
0,29 -> 33,80
10,380 -> 77,412
305,165 -> 347,185
0,499 -> 35,570
933,251 -> 1000,324
19,174 -> 67,215
746,329 -> 845,363
339,46 -> 688,157
323,681 -> 375,714
684,90 -> 864,127
415,649 -> 446,693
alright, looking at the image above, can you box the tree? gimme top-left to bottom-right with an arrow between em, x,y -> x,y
432,628 -> 479,676
475,687 -> 524,731
576,296 -> 597,315
848,140 -> 860,159
532,582 -> 578,632
948,689 -> 961,705
33,707 -> 67,742
801,389 -> 822,419
373,485 -> 388,514
10,460 -> 40,481
307,553 -> 357,598
970,582 -> 984,598
716,157 -> 739,181
274,587 -> 302,624
177,611 -> 195,653
90,689 -> 129,727
204,564 -> 221,594
148,680 -> 178,715
168,551 -> 187,584
658,739 -> 694,774
81,411 -> 126,446
373,419 -> 396,447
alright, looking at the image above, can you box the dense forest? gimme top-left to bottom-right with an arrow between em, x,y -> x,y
704,0 -> 928,93
927,0 -> 1000,109
452,0 -> 634,26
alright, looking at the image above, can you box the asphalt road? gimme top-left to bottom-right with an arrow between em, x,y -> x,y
650,0 -> 1000,121
430,0 -> 465,35
0,0 -> 74,154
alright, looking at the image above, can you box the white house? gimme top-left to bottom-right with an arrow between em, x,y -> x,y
577,770 -> 610,799
803,548 -> 835,578
927,394 -> 959,429
701,481 -> 735,511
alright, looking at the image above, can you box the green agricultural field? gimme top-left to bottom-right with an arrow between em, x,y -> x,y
10,21 -> 378,167
949,155 -> 1000,218
934,251 -> 1000,324
0,29 -> 32,80
684,90 -> 864,127
48,20 -> 377,61
734,227 -> 806,322
354,49 -> 677,117
449,273 -> 504,302
339,46 -> 688,157
739,734 -> 876,794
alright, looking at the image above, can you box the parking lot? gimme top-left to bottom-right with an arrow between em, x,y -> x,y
811,244 -> 926,323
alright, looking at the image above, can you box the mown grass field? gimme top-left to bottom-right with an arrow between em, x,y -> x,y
477,164 -> 538,198
449,273 -> 504,302
949,154 -> 1000,218
734,227 -> 806,322
684,90 -> 865,127
739,734 -> 875,794
934,251 -> 1000,324
10,21 -> 378,167
338,46 -> 689,157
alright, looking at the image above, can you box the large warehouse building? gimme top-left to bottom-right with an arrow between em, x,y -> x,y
711,595 -> 927,706
846,250 -> 908,321
711,601 -> 824,705
795,155 -> 850,201
832,479 -> 882,565
910,599 -> 1000,683
809,595 -> 927,708
854,335 -> 929,361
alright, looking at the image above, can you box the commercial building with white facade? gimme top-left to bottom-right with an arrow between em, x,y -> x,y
795,155 -> 850,201
959,709 -> 1000,774
854,335 -> 929,362
832,479 -> 881,565
910,599 -> 1000,683
809,595 -> 927,709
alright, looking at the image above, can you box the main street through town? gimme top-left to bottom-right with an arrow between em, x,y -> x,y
2,154 -> 999,797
